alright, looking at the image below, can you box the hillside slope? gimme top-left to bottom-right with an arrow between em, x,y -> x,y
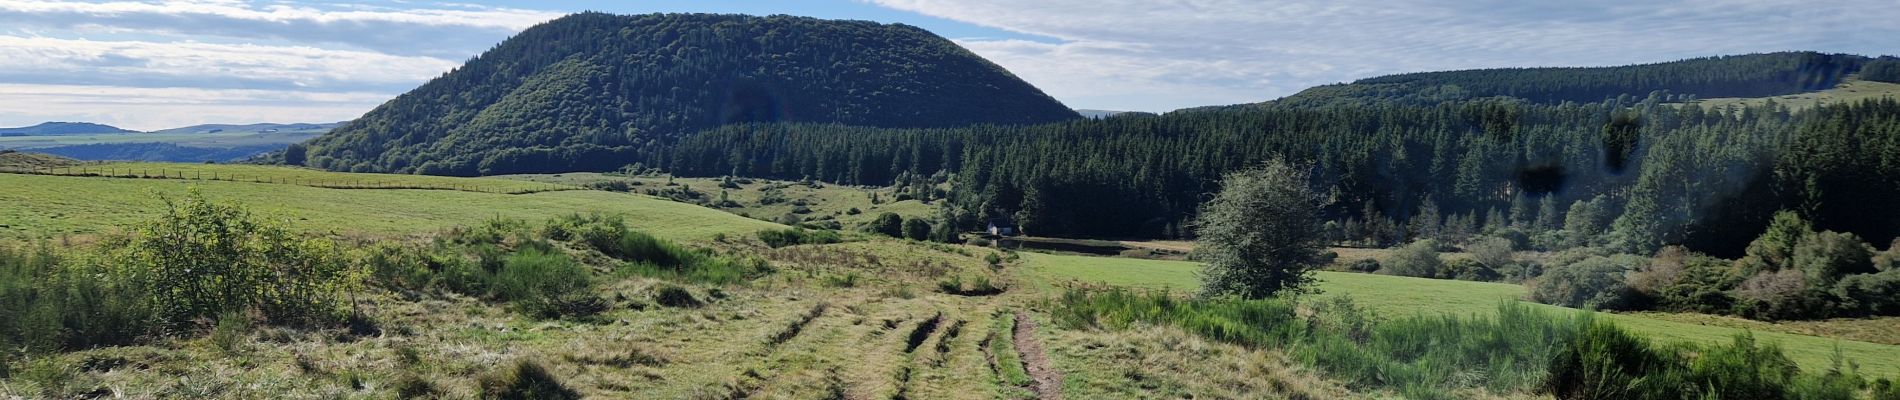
300,12 -> 1078,176
0,122 -> 138,136
1268,52 -> 1886,108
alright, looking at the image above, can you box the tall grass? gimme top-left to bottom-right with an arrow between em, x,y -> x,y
1053,286 -> 1899,399
358,214 -> 767,318
0,244 -> 153,354
547,214 -> 768,284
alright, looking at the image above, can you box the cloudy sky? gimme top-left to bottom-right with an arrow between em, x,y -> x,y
1,0 -> 1896,130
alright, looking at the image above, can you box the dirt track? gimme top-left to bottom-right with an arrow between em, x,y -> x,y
1013,311 -> 1063,400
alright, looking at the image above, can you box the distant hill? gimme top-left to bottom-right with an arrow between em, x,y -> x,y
33,143 -> 287,163
152,122 -> 343,135
1269,52 -> 1884,108
0,122 -> 138,136
1075,109 -> 1130,119
300,12 -> 1079,176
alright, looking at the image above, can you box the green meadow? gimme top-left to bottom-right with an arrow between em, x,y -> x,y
1019,252 -> 1900,379
0,170 -> 780,241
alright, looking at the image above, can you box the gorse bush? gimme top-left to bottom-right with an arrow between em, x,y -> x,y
125,191 -> 353,328
495,247 -> 604,319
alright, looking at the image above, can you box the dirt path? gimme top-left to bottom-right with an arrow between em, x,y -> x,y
1012,311 -> 1063,400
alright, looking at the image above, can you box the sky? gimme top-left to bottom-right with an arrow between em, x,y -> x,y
1,1 -> 1897,130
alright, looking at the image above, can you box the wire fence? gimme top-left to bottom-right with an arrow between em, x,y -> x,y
0,165 -> 578,195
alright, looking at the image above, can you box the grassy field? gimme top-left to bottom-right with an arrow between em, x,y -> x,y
1018,252 -> 1900,379
0,172 -> 778,242
1690,78 -> 1900,111
12,162 -> 574,194
499,172 -> 941,227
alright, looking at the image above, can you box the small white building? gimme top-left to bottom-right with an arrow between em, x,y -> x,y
986,219 -> 1018,237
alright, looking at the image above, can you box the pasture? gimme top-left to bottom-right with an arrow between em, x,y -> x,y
0,171 -> 779,241
10,162 -> 574,194
1018,252 -> 1900,379
498,172 -> 941,227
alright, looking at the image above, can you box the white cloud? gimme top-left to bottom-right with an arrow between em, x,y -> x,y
0,0 -> 562,56
869,0 -> 1900,112
0,35 -> 459,91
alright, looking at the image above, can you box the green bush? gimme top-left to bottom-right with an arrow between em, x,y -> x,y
1830,271 -> 1900,316
867,212 -> 904,238
1529,256 -> 1641,310
494,247 -> 603,319
1792,230 -> 1877,286
125,191 -> 352,328
1383,240 -> 1444,278
1443,258 -> 1501,282
1346,258 -> 1381,273
902,218 -> 932,240
756,228 -> 842,248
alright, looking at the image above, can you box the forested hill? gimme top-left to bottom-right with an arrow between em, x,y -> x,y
1269,52 -> 1891,108
297,12 -> 1078,175
671,96 -> 1900,258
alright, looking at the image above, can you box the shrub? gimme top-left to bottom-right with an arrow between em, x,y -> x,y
209,311 -> 251,353
360,243 -> 436,291
583,180 -> 633,192
1628,246 -> 1691,297
1383,240 -> 1444,278
1544,322 -> 1674,399
494,248 -> 601,319
1732,269 -> 1814,320
1791,230 -> 1877,286
867,213 -> 904,238
756,228 -> 841,248
1346,258 -> 1381,273
1192,160 -> 1326,298
902,218 -> 932,241
122,191 -> 351,329
553,214 -> 765,283
1444,258 -> 1501,282
1830,270 -> 1900,316
1875,239 -> 1900,272
1543,327 -> 1860,400
479,360 -> 579,400
1470,236 -> 1516,270
1529,256 -> 1640,310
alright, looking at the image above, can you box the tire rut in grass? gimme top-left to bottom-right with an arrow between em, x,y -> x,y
903,312 -> 943,353
768,302 -> 830,347
1013,311 -> 1063,400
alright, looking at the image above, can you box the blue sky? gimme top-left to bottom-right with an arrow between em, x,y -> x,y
0,0 -> 1896,130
